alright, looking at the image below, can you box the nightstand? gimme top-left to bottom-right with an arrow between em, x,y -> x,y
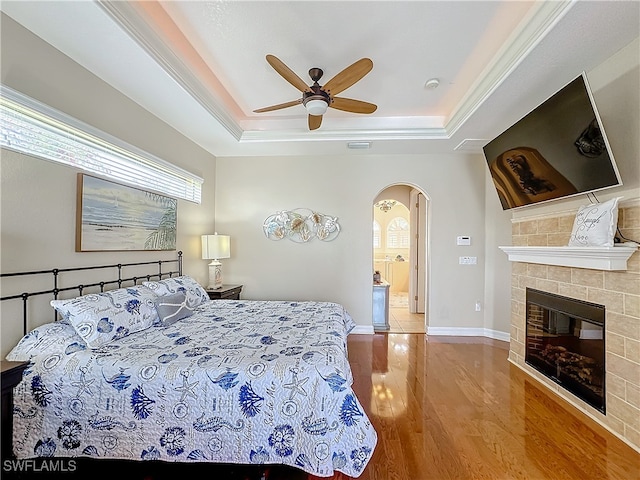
206,284 -> 243,300
2,360 -> 29,460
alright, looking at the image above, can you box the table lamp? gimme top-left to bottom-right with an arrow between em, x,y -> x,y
201,233 -> 231,289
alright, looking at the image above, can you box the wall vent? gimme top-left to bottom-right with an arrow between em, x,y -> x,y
347,141 -> 371,149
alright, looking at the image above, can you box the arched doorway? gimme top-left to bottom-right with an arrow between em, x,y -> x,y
372,184 -> 429,333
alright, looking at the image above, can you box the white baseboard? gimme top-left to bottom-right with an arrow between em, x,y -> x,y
484,328 -> 510,342
351,324 -> 509,340
350,325 -> 375,335
427,326 -> 510,342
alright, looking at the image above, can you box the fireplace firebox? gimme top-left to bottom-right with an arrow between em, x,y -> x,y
525,288 -> 605,413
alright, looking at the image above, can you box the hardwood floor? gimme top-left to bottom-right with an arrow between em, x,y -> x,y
323,333 -> 640,480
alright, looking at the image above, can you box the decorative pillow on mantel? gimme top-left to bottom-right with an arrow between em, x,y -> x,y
568,196 -> 621,247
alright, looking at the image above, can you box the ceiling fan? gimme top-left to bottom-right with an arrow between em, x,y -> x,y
253,54 -> 377,130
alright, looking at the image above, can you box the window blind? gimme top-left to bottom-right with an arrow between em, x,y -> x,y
0,86 -> 203,203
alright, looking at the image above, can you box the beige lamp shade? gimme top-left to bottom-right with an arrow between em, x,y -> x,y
201,234 -> 230,260
201,234 -> 230,289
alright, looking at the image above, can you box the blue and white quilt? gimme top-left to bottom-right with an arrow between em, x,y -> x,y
10,300 -> 377,477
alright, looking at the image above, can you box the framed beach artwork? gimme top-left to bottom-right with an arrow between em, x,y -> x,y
76,174 -> 177,251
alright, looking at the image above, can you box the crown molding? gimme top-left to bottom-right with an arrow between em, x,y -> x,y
445,0 -> 576,136
239,126 -> 449,144
97,0 -> 244,141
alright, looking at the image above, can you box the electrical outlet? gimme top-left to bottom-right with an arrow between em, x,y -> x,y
459,256 -> 477,265
475,302 -> 481,312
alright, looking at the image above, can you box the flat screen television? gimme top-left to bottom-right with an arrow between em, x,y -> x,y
483,72 -> 622,210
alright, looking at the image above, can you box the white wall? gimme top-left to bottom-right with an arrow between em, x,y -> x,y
214,154 -> 498,331
0,15 -> 217,356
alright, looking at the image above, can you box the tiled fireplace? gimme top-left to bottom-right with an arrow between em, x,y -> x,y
508,202 -> 640,451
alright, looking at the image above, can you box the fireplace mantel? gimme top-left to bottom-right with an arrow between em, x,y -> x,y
499,245 -> 638,270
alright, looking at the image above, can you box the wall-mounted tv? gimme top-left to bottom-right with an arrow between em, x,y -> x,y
483,72 -> 622,210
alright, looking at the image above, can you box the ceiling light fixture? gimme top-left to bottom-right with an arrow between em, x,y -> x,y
302,89 -> 330,116
424,78 -> 440,89
303,97 -> 329,116
374,199 -> 397,212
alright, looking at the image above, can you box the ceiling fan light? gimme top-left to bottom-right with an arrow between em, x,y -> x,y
305,99 -> 329,116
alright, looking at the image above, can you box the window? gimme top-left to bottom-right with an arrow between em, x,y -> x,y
373,220 -> 381,248
387,217 -> 410,248
0,86 -> 203,203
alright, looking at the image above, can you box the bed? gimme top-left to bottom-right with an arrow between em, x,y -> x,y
1,255 -> 377,478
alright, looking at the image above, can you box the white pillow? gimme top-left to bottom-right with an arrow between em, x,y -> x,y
143,275 -> 209,308
6,322 -> 87,361
50,285 -> 159,349
568,197 -> 621,247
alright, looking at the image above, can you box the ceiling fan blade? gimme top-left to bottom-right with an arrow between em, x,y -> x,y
322,58 -> 373,96
266,54 -> 311,93
330,97 -> 377,114
253,99 -> 302,113
308,114 -> 323,130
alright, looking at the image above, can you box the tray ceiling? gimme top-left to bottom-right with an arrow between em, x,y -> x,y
2,1 -> 638,157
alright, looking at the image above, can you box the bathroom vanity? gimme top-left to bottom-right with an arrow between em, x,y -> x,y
373,279 -> 390,331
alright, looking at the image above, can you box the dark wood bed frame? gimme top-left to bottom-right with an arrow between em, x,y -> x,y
0,252 -> 304,480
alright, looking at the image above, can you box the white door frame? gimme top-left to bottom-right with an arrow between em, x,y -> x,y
409,189 -> 426,314
373,184 -> 430,331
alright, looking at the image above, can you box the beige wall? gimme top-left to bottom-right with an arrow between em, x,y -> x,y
213,153 -> 500,333
0,15 -> 217,356
484,168 -> 514,335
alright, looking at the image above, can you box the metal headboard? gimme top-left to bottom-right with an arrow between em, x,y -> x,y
0,251 -> 182,336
